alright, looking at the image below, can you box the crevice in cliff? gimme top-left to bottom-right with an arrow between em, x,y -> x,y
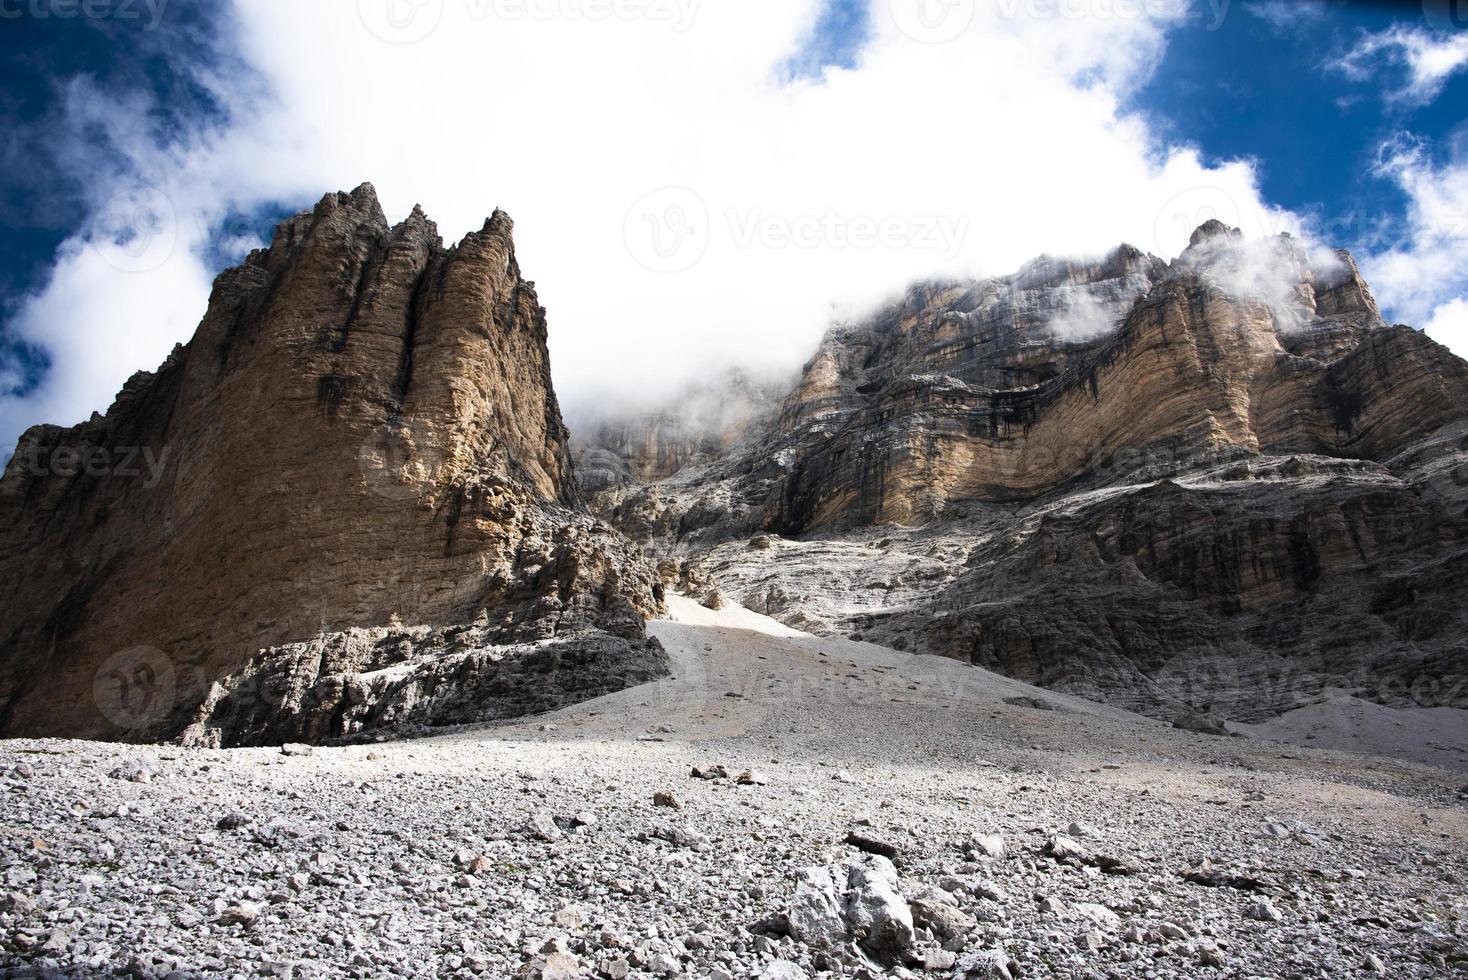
316,374 -> 350,420
392,266 -> 431,413
322,244 -> 386,354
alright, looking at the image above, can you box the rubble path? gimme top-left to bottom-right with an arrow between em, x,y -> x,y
1,596 -> 1464,978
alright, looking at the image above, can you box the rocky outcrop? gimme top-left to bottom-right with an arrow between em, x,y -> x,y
0,184 -> 665,743
8,197 -> 1464,738
591,225 -> 1468,723
760,230 -> 1431,531
179,623 -> 670,748
903,456 -> 1468,721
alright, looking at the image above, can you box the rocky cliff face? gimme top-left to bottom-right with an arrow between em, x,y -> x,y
0,184 -> 666,744
8,198 -> 1464,742
591,222 -> 1468,724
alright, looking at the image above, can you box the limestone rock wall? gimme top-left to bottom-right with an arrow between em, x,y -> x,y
180,626 -> 671,749
0,184 -> 664,742
589,224 -> 1468,723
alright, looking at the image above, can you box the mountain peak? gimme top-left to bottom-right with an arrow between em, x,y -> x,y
1188,218 -> 1241,247
0,186 -> 665,743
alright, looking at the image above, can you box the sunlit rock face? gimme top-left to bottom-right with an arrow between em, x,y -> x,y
0,185 -> 665,743
590,224 -> 1468,722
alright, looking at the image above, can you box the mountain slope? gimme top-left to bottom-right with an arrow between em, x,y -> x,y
1,595 -> 1462,976
583,223 -> 1468,725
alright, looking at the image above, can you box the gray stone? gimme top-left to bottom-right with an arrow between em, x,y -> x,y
788,866 -> 846,949
523,812 -> 564,842
759,961 -> 807,980
844,854 -> 914,964
1245,899 -> 1283,922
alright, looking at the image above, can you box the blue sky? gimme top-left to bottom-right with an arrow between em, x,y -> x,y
0,0 -> 1465,451
0,2 -> 298,396
1141,0 -> 1468,269
781,0 -> 870,78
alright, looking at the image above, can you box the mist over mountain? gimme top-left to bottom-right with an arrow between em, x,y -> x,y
4,1 -> 1468,976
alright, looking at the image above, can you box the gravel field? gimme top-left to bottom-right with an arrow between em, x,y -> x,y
2,597 -> 1465,979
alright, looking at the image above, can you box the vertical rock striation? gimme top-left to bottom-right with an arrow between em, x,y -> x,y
0,184 -> 665,744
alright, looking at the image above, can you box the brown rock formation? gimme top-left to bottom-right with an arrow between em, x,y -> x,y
592,226 -> 1468,723
0,184 -> 665,743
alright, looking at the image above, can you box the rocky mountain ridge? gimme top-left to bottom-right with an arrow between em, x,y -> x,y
583,221 -> 1468,726
0,184 -> 667,744
4,193 -> 1465,744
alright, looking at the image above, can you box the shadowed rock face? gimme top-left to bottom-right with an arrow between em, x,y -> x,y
906,458 -> 1468,722
0,184 -> 665,743
589,225 -> 1468,723
179,625 -> 671,748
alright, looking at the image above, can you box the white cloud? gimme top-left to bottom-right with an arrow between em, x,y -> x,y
1182,230 -> 1345,333
1358,135 -> 1468,327
0,362 -> 23,398
2,0 -> 1306,447
0,236 -> 211,449
1424,297 -> 1468,359
1325,26 -> 1468,336
1328,25 -> 1468,105
1245,0 -> 1325,34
